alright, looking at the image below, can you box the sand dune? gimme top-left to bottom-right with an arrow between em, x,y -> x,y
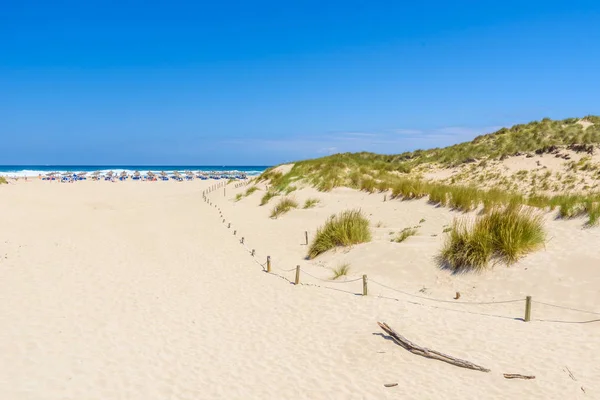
0,180 -> 598,399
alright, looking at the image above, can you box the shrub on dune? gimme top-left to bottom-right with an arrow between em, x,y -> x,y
439,219 -> 494,272
270,197 -> 298,218
308,209 -> 371,259
0,176 -> 7,184
438,206 -> 545,272
482,206 -> 546,264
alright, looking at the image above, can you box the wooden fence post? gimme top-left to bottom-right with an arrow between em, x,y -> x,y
266,256 -> 271,272
251,249 -> 255,256
525,296 -> 532,322
305,231 -> 309,245
228,222 -> 231,228
295,265 -> 301,285
234,230 -> 237,235
241,237 -> 244,244
384,194 -> 387,202
363,275 -> 368,296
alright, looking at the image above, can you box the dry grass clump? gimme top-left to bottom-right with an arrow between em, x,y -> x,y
331,263 -> 351,280
303,198 -> 320,209
438,206 -> 546,272
392,227 -> 418,243
308,209 -> 371,259
234,193 -> 243,202
0,176 -> 7,184
269,197 -> 298,218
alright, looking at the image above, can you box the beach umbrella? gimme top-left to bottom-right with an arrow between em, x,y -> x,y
134,171 -> 141,177
147,171 -> 155,177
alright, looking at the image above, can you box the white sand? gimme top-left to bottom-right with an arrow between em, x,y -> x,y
1,179 -> 598,399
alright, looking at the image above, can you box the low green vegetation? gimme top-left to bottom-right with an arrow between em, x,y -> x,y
438,206 -> 546,272
269,197 -> 298,218
331,263 -> 351,280
259,116 -> 600,188
303,198 -> 320,209
256,116 -> 600,226
392,227 -> 418,243
308,210 -> 372,259
235,193 -> 243,202
0,176 -> 7,184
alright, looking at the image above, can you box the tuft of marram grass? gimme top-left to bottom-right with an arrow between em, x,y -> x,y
234,193 -> 243,202
308,209 -> 371,259
585,201 -> 600,227
245,186 -> 259,196
260,190 -> 279,206
438,205 -> 545,272
392,227 -> 418,243
303,198 -> 320,209
360,178 -> 376,193
270,197 -> 299,218
0,176 -> 7,184
331,263 -> 351,280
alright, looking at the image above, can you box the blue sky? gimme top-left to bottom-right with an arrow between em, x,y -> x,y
1,1 -> 599,165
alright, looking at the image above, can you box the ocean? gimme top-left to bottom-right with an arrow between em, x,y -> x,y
0,165 -> 269,177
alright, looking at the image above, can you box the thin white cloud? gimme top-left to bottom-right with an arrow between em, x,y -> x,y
394,128 -> 423,135
317,146 -> 338,154
339,132 -> 381,137
434,126 -> 503,136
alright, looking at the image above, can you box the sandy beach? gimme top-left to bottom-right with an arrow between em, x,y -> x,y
1,179 -> 598,399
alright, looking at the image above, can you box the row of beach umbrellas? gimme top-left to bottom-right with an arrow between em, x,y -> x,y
44,170 -> 247,180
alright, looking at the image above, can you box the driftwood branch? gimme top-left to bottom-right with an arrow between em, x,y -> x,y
503,374 -> 535,380
377,322 -> 490,373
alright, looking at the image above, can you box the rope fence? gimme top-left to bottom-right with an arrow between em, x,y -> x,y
203,180 -> 600,324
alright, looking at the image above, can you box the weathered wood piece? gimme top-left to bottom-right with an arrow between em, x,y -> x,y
377,322 -> 490,373
503,374 -> 535,380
